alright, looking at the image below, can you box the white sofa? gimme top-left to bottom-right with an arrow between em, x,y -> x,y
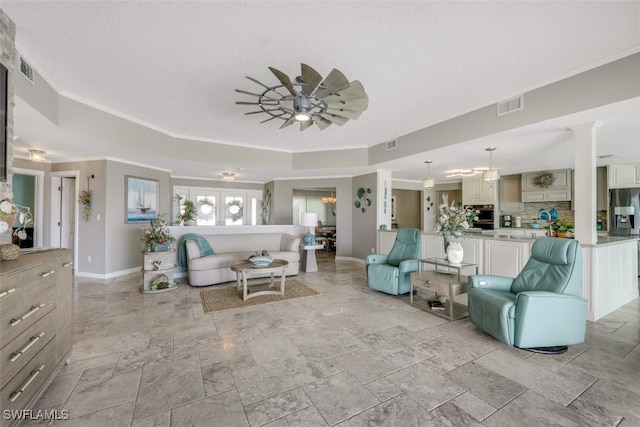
185,233 -> 300,287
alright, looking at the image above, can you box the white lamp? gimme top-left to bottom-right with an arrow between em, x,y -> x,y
482,147 -> 500,182
300,212 -> 318,245
422,160 -> 434,188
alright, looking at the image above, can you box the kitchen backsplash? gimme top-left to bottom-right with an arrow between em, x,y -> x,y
504,202 -> 574,227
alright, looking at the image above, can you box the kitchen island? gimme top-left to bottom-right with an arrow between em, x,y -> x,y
377,229 -> 638,321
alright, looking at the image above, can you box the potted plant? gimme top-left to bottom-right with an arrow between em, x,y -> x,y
550,218 -> 574,237
142,214 -> 176,251
434,195 -> 479,263
175,194 -> 197,226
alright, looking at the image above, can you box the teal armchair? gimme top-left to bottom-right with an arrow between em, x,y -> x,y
468,237 -> 587,354
365,228 -> 421,295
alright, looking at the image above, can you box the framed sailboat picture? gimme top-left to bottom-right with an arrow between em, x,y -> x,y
125,176 -> 158,223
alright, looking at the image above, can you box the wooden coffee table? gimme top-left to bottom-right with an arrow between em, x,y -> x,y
230,259 -> 289,301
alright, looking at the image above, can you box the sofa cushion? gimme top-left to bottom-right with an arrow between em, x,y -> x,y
188,250 -> 300,271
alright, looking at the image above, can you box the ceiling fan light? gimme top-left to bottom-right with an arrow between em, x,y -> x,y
294,111 -> 312,122
422,178 -> 434,188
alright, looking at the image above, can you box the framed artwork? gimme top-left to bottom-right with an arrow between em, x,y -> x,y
125,176 -> 158,223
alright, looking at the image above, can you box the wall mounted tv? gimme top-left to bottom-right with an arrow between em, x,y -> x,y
0,62 -> 7,182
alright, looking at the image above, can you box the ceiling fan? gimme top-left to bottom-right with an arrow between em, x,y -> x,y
235,63 -> 368,131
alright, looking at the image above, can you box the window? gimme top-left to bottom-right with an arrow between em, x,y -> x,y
173,186 -> 261,226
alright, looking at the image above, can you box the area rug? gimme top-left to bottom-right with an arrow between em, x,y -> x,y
200,279 -> 319,313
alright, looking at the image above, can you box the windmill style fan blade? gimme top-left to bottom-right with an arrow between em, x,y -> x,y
260,114 -> 285,124
326,81 -> 369,109
279,115 -> 295,129
319,113 -> 349,126
315,68 -> 350,98
300,64 -> 322,96
236,101 -> 278,106
299,120 -> 314,131
235,89 -> 280,101
326,97 -> 369,112
325,108 -> 363,120
268,67 -> 296,96
245,109 -> 279,115
245,75 -> 273,90
313,115 -> 333,130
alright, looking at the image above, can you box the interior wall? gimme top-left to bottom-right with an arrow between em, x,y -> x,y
272,177 -> 353,257
352,172 -> 378,259
392,189 -> 421,230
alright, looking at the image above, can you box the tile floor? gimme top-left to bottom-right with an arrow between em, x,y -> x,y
23,254 -> 640,426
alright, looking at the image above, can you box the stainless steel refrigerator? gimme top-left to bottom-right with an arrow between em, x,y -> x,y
609,188 -> 640,276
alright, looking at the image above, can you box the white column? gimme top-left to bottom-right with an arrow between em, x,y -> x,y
376,170 -> 392,231
571,121 -> 601,245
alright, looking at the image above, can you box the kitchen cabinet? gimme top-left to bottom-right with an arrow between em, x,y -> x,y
421,234 -> 444,261
499,174 -> 523,213
483,239 -> 531,277
597,166 -> 608,211
521,169 -> 572,202
459,237 -> 482,272
462,175 -> 496,205
608,163 -> 640,189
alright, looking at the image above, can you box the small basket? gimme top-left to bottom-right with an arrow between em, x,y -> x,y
150,274 -> 170,290
0,243 -> 21,261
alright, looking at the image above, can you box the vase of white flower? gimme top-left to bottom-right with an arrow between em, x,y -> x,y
434,195 -> 479,262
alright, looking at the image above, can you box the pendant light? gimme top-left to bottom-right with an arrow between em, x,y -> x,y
482,148 -> 499,182
422,161 -> 434,188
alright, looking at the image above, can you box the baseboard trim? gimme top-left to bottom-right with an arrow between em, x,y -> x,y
75,267 -> 188,280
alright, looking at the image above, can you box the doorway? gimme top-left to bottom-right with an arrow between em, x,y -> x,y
12,168 -> 44,248
50,171 -> 79,270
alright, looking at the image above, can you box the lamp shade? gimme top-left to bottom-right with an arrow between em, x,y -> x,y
300,212 -> 317,227
483,169 -> 499,182
422,178 -> 434,188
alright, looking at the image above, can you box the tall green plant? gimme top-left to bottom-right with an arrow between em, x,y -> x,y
175,194 -> 197,226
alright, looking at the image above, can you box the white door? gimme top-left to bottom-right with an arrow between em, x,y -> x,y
60,177 -> 76,249
52,177 -> 76,249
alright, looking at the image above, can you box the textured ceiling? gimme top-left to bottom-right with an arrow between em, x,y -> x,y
3,1 -> 640,182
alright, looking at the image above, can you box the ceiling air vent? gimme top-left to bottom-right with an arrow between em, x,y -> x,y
385,139 -> 397,151
497,95 -> 523,116
19,56 -> 34,84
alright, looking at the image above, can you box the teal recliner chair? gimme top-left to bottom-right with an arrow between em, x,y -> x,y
468,237 -> 587,354
365,228 -> 421,295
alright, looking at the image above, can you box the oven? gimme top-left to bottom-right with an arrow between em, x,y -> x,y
471,205 -> 496,230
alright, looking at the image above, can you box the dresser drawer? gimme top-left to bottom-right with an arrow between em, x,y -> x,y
0,338 -> 57,418
0,273 -> 23,315
0,309 -> 56,390
22,260 -> 58,301
0,286 -> 55,346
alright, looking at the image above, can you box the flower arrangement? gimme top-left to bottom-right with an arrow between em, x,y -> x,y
78,190 -> 92,221
0,198 -> 33,240
434,195 -> 479,238
532,171 -> 555,188
142,214 -> 176,251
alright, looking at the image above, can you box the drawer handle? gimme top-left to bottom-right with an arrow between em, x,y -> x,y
10,332 -> 46,362
63,262 -> 73,268
0,288 -> 16,299
40,270 -> 55,278
10,303 -> 45,327
9,365 -> 45,402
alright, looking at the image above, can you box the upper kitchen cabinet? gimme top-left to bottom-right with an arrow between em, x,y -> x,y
499,174 -> 523,213
608,163 -> 640,189
521,169 -> 572,202
462,175 -> 497,205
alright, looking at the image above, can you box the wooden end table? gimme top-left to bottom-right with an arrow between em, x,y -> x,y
410,258 -> 478,321
230,259 -> 289,301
